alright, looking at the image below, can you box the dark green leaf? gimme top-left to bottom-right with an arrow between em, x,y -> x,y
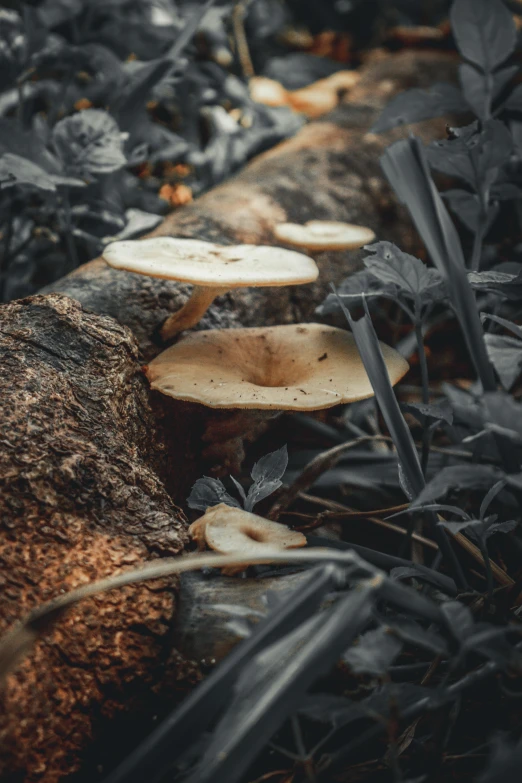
402,401 -> 454,427
245,445 -> 288,511
380,136 -> 497,392
318,269 -> 396,315
0,153 -> 58,192
184,585 -> 375,783
371,84 -> 466,134
187,477 -> 241,511
450,0 -> 517,71
52,109 -> 127,178
411,465 -> 506,508
440,600 -> 474,641
478,738 -> 522,783
484,333 -> 522,390
459,63 -> 488,118
343,626 -> 403,675
363,241 -> 443,301
442,189 -> 481,232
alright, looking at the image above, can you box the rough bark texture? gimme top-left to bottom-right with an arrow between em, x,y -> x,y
0,50 -> 458,783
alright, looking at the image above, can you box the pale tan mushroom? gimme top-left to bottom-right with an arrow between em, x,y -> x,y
274,220 -> 376,253
145,323 -> 408,476
145,322 -> 408,411
102,237 -> 318,340
189,503 -> 306,573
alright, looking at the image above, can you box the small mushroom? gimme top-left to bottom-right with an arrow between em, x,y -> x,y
102,237 -> 318,340
146,323 -> 408,474
274,220 -> 376,253
189,503 -> 306,573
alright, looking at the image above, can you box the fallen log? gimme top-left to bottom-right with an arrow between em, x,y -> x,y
0,50 -> 458,783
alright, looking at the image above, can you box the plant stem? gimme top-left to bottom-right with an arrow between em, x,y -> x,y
414,319 -> 431,475
61,188 -> 79,269
470,221 -> 486,272
479,538 -> 494,610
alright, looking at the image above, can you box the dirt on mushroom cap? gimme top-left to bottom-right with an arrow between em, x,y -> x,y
103,237 -> 319,286
146,323 -> 409,411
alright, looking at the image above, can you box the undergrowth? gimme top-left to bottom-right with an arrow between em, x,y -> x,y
3,2 -> 522,783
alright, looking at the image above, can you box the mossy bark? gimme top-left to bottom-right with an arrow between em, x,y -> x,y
0,50 -> 458,783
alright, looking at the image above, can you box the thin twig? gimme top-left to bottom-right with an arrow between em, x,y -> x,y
233,0 -> 255,78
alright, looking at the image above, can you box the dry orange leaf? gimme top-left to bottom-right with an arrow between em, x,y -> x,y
159,183 -> 193,207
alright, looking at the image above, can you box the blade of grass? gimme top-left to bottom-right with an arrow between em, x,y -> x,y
335,294 -> 467,590
182,581 -> 378,783
101,564 -> 345,783
380,136 -> 521,478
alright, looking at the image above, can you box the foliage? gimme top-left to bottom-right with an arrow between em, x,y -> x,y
4,2 -> 522,783
188,445 -> 288,513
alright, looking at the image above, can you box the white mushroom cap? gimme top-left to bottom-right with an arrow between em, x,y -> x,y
189,503 -> 306,555
146,323 -> 409,411
274,221 -> 376,252
102,236 -> 319,287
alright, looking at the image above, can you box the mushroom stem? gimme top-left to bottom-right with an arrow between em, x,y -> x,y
160,285 -> 229,340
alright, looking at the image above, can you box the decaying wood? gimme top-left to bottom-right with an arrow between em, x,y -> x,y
0,50 -> 458,783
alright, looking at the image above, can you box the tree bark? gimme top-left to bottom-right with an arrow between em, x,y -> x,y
0,50 -> 458,783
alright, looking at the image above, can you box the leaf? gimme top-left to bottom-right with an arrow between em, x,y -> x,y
335,300 -> 425,499
440,600 -> 474,642
505,84 -> 522,113
459,63 -> 489,119
230,476 -> 247,506
251,445 -> 288,484
484,390 -> 522,441
469,270 -> 522,300
245,445 -> 288,511
371,84 -> 466,134
482,313 -> 522,340
187,477 -> 242,511
343,626 -> 403,676
184,585 -> 375,783
484,518 -> 518,539
493,65 -> 520,100
463,624 -> 522,667
52,109 -> 127,179
363,241 -> 443,303
112,58 -> 175,136
480,478 -> 508,519
410,465 -> 506,508
0,153 -> 59,192
401,401 -> 454,427
299,683 -> 432,729
484,333 -> 522,390
317,269 -> 397,315
442,189 -> 481,232
388,619 -> 449,656
450,0 -> 517,72
438,518 -> 483,536
380,136 -> 496,392
478,738 -> 522,783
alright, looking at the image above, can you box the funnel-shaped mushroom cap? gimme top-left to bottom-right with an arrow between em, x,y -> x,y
146,323 -> 409,411
274,221 -> 376,252
102,237 -> 319,287
189,504 -> 306,555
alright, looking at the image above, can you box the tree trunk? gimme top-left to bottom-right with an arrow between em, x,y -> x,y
0,50 -> 457,783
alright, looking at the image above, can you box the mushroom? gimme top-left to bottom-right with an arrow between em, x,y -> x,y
145,323 -> 408,474
273,220 -> 376,253
189,503 -> 306,574
102,237 -> 318,340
